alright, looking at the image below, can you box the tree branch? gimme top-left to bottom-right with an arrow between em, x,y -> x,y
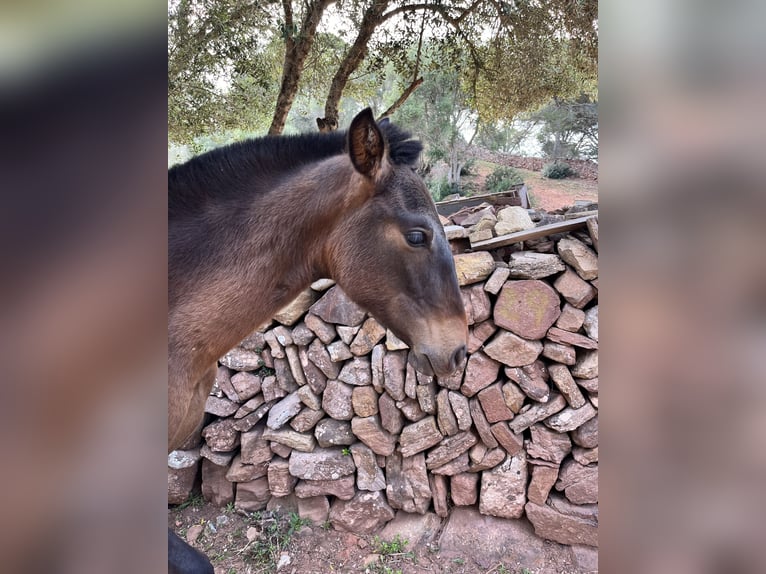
378,76 -> 424,119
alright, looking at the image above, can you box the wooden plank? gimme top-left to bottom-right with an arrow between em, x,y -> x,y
435,187 -> 523,217
470,215 -> 595,251
564,209 -> 598,220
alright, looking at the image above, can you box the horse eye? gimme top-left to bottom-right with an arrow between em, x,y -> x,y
405,230 -> 427,247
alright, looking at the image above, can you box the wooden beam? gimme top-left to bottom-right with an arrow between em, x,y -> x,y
470,215 -> 595,251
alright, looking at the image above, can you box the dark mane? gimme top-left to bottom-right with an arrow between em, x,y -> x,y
168,120 -> 423,218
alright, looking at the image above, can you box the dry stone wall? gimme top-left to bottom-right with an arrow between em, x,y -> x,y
169,209 -> 599,548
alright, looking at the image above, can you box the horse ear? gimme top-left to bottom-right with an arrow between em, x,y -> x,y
348,108 -> 385,178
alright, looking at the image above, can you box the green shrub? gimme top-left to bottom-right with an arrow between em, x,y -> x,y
485,166 -> 524,193
460,158 -> 477,176
428,177 -> 456,201
541,160 -> 575,179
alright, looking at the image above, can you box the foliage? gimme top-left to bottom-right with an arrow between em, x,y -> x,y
459,157 -> 476,175
242,511 -> 310,572
530,94 -> 598,160
485,166 -> 524,193
428,177 -> 456,202
175,493 -> 205,510
541,161 -> 575,179
367,535 -> 413,574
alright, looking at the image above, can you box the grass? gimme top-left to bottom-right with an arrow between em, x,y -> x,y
366,535 -> 415,574
175,493 -> 205,511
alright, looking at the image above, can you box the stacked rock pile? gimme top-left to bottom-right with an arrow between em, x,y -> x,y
169,210 -> 599,548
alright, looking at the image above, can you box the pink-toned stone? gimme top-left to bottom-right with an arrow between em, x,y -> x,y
338,356 -> 372,386
435,354 -> 466,390
553,268 -> 596,309
297,495 -> 330,525
429,474 -> 449,517
371,344 -> 385,392
542,341 -> 577,365
289,407 -> 325,432
351,416 -> 397,456
266,391 -> 303,429
385,452 -> 431,514
544,402 -> 597,433
478,383 -> 514,423
322,379 -> 354,420
448,391 -> 472,430
483,266 -> 511,295
450,473 -> 479,506
468,447 -> 506,472
201,458 -> 234,506
295,475 -> 356,500
350,317 -> 386,355
270,441 -> 292,459
309,286 -> 367,326
557,236 -> 598,280
327,340 -> 353,362
314,419 -> 355,447
297,385 -> 321,410
274,356 -> 299,390
527,462 -> 560,505
526,423 -> 572,464
214,366 -> 240,402
284,345 -> 306,386
425,431 -> 478,469
453,251 -> 495,286
267,457 -> 297,497
430,452 -> 470,476
240,426 -> 272,465
352,386 -> 379,417
460,351 -> 501,397
479,452 -> 528,519
546,327 -> 598,350
573,446 -> 599,465
416,380 -> 438,415
466,319 -> 497,353
226,454 -> 269,482
199,444 -> 235,466
202,418 -> 240,452
547,363 -> 586,408
167,450 -> 201,505
289,447 -> 355,481
378,392 -> 404,434
502,381 -> 526,413
555,303 -> 586,332
397,397 -> 426,421
291,322 -> 315,346
299,346 -> 328,394
261,427 -> 316,452
525,495 -> 598,547
404,362 -> 417,399
235,477 -> 271,512
462,284 -> 492,325
399,416 -> 443,457
572,349 -> 598,379
484,330 -> 543,367
571,415 -> 598,448
329,491 -> 396,533
436,389 -> 459,436
263,329 -> 285,359
205,395 -> 238,417
494,280 -> 561,340
351,443 -> 386,491
383,350 -> 407,401
337,325 -> 361,344
219,347 -> 264,371
489,422 -> 524,456
505,365 -> 550,403
261,374 -> 287,402
508,394 -> 567,433
308,338 -> 341,379
469,398 -> 498,449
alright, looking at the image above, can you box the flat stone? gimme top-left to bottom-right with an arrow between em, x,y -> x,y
416,380 -> 438,415
453,251 -> 496,286
583,305 -> 598,341
329,491 -> 396,534
527,462 -> 560,505
526,423 -> 572,464
468,447 -> 506,472
460,351 -> 501,397
425,431 -> 478,469
399,416 -> 443,457
495,206 -> 534,234
546,327 -> 598,350
239,331 -> 265,352
448,391 -> 472,430
404,362 -> 418,399
542,341 -> 577,365
435,354 -> 466,390
396,397 -> 426,422
219,347 -> 264,371
576,376 -> 598,393
264,332 -> 285,358
468,398 -> 498,448
351,416 -> 396,456
295,475 -> 356,500
351,443 -> 386,491
289,447 -> 355,481
351,386 -> 379,417
199,444 -> 236,466
297,386 -> 322,410
261,427 -> 316,452
484,330 -> 543,367
385,452 -> 431,514
299,346 -> 327,394
205,395 -> 238,417
233,400 -> 275,432
483,266 -> 511,295
508,251 -> 566,279
314,419 -> 355,447
201,458 -> 234,506
338,356 -> 372,387
508,394 -> 567,433
350,317 -> 386,356
270,441 -> 292,459
478,383 -> 514,423
467,320 -> 497,353
461,283 -> 492,325
311,278 -> 336,291
261,374 -> 287,402
444,224 -> 468,239
240,426 -> 272,465
553,268 -> 596,309
289,407 -> 325,432
544,401 -> 597,433
555,303 -> 586,332
385,329 -> 409,350
525,496 -> 598,547
430,452 -> 470,476
234,477 -> 270,512
378,392 -> 404,434
337,325 -> 361,344
571,415 -> 598,448
502,381 -> 526,413
429,474 -> 449,518
436,389 -> 459,436
274,357 -> 298,392
479,452 -> 528,519
379,511 -> 442,547
202,418 -> 240,452
383,350 -> 407,401
267,457 -> 297,497
489,422 -> 524,456
547,364 -> 586,408
370,344 -> 385,392
573,445 -> 599,465
284,345 -> 306,386
322,379 -> 354,420
557,236 -> 598,280
226,454 -> 269,482
572,349 -> 598,379
267,391 -> 303,429
273,289 -> 315,326
450,473 -> 479,506
308,338 -> 341,379
327,340 -> 353,362
505,365 -> 550,403
309,286 -> 367,326
214,366 -> 240,402
297,495 -> 330,525
291,322 -> 315,346
494,280 -> 561,340
168,451 -> 201,505
305,313 -> 337,345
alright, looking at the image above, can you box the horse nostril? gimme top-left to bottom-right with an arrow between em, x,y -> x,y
450,344 -> 467,370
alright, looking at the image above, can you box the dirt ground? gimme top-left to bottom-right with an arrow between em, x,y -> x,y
169,498 -> 592,574
462,161 -> 598,212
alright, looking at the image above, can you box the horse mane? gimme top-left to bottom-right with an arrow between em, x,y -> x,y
168,120 -> 423,218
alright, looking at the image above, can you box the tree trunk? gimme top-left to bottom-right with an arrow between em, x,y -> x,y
319,0 -> 390,130
269,0 -> 336,135
378,76 -> 424,120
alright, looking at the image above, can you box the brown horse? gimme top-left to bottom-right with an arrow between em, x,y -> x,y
168,109 -> 467,572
